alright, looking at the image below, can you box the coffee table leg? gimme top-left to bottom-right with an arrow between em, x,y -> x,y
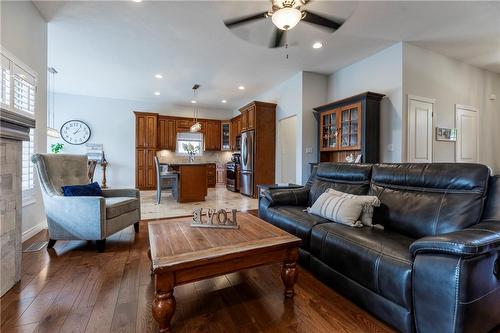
281,248 -> 299,298
148,248 -> 153,276
152,272 -> 176,332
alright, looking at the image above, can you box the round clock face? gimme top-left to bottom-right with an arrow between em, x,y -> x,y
60,120 -> 91,145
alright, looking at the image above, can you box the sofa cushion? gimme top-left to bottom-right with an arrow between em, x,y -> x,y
310,223 -> 415,309
308,192 -> 364,227
264,206 -> 331,250
309,163 -> 373,205
370,163 -> 490,238
105,197 -> 139,219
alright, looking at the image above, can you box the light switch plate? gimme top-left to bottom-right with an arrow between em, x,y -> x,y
305,147 -> 313,153
387,144 -> 394,152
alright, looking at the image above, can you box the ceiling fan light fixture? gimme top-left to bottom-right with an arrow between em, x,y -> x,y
271,7 -> 302,30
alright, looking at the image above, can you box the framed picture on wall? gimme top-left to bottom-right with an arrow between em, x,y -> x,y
436,127 -> 457,141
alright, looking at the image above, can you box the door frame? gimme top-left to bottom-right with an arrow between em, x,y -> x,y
455,104 -> 479,163
406,95 -> 436,163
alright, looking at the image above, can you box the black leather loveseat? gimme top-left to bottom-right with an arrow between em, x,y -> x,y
258,163 -> 500,333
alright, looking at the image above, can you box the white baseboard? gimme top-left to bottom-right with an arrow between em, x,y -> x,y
22,222 -> 47,243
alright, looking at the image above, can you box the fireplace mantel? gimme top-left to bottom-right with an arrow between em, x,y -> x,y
0,108 -> 36,296
0,109 -> 36,140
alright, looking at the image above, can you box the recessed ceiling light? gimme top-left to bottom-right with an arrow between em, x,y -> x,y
154,73 -> 163,79
132,0 -> 142,2
238,86 -> 245,90
221,99 -> 227,104
312,42 -> 323,49
191,100 -> 197,104
154,91 -> 160,96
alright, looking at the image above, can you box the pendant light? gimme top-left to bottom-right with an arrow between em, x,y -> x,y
190,84 -> 202,132
47,67 -> 59,138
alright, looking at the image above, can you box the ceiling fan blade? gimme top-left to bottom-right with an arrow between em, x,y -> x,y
302,10 -> 344,31
270,28 -> 286,48
224,12 -> 268,28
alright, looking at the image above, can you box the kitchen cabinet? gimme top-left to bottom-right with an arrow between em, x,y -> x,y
230,115 -> 241,150
237,101 -> 277,198
241,110 -> 248,131
236,169 -> 241,192
314,92 -> 384,163
135,112 -> 235,190
221,121 -> 231,151
135,112 -> 158,189
135,112 -> 157,148
204,120 -> 221,151
207,163 -> 216,188
158,116 -> 176,150
176,119 -> 192,132
136,148 -> 156,189
216,163 -> 226,185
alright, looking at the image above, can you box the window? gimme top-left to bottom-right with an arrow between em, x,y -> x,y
1,54 -> 11,107
22,128 -> 35,192
13,64 -> 36,115
0,49 -> 37,119
176,132 -> 203,156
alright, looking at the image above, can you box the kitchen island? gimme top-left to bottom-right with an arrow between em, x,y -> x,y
169,163 -> 208,203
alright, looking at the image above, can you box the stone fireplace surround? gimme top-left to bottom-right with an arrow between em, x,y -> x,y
0,109 -> 35,296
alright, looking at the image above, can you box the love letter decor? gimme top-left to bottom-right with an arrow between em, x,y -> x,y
191,208 -> 239,229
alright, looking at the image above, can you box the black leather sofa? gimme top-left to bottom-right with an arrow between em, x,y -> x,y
258,163 -> 500,333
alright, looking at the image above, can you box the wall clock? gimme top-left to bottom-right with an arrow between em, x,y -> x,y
60,120 -> 91,145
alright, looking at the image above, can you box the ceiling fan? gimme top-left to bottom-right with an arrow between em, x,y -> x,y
224,0 -> 344,48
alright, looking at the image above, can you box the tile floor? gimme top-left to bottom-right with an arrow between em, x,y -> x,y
140,186 -> 258,220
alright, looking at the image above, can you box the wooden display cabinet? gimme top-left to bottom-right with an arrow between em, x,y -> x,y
314,92 -> 384,163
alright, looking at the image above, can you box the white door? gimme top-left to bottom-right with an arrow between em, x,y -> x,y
456,105 -> 479,163
407,96 -> 434,162
279,116 -> 297,183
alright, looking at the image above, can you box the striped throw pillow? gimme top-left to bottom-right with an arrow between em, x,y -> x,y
326,189 -> 381,227
307,192 -> 364,227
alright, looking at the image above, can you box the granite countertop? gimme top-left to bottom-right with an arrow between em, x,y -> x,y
162,162 -> 230,166
166,162 -> 213,166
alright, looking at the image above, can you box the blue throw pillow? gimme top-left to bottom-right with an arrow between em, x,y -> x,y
62,182 -> 103,196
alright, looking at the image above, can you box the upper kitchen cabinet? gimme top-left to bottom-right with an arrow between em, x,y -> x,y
221,121 -> 231,151
239,102 -> 257,131
314,92 -> 384,163
135,112 -> 157,148
204,120 -> 221,151
158,116 -> 176,150
230,115 -> 241,150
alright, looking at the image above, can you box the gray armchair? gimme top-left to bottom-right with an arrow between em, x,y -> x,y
32,154 -> 141,252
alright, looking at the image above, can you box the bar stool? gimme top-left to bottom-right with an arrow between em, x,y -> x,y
154,156 -> 179,204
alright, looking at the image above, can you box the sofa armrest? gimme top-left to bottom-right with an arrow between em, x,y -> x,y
263,187 -> 310,207
101,188 -> 140,198
410,221 -> 500,257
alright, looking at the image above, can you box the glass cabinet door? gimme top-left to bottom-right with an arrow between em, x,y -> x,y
340,104 -> 360,149
221,122 -> 230,150
321,111 -> 338,149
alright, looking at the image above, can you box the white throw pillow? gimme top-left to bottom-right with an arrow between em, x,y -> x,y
307,192 -> 364,227
326,188 -> 381,227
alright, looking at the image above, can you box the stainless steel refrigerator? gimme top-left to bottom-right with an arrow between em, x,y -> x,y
240,130 -> 254,196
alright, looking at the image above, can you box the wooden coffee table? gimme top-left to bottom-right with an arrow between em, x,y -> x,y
147,212 -> 301,332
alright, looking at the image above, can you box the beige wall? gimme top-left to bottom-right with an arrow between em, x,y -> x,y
403,43 -> 500,173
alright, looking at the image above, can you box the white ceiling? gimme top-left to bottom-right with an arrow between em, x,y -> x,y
34,1 -> 500,111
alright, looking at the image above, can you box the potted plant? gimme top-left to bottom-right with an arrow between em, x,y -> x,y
50,143 -> 64,154
182,143 -> 199,163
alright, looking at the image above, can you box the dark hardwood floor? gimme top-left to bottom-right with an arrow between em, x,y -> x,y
0,221 -> 394,333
